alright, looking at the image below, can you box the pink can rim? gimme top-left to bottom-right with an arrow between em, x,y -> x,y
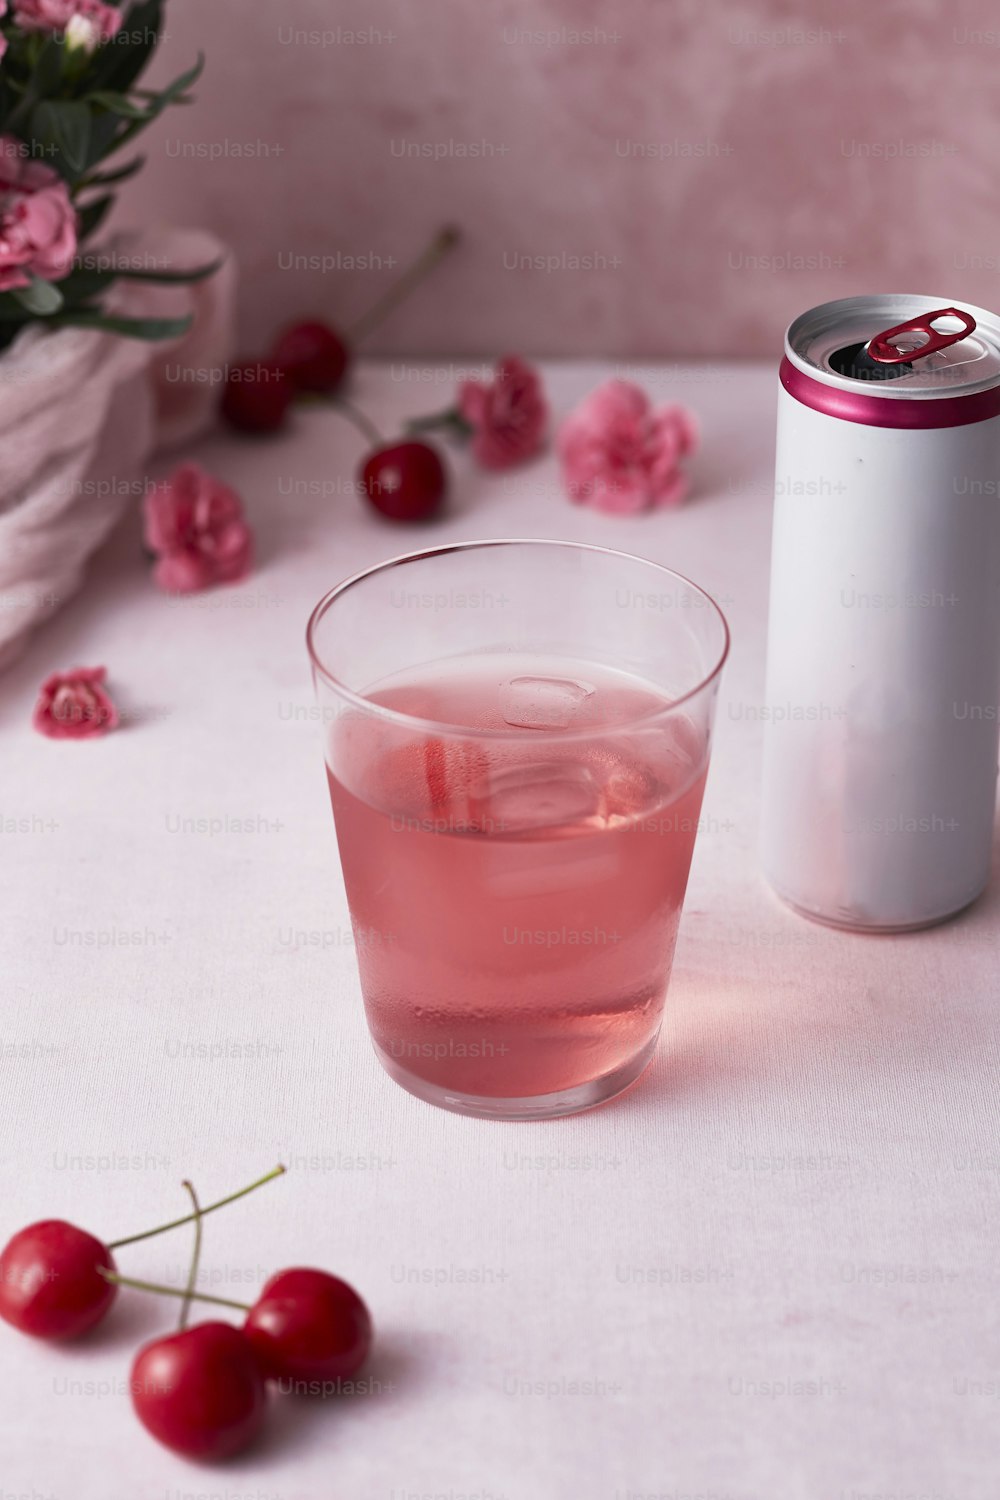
780,357 -> 1000,429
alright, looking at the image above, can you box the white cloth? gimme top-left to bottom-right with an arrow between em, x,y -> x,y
0,228 -> 235,668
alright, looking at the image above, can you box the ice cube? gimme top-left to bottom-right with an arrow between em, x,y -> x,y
601,755 -> 660,821
470,761 -> 602,833
499,675 -> 595,730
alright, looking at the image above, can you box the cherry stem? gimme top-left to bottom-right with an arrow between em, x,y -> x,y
178,1180 -> 202,1332
332,397 -> 384,449
347,224 -> 460,345
107,1164 -> 285,1250
99,1268 -> 251,1313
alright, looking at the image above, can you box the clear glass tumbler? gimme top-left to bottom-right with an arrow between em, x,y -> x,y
307,540 -> 729,1120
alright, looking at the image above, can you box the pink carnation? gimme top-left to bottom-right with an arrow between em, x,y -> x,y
33,666 -> 118,739
12,0 -> 121,41
557,380 -> 698,515
144,463 -> 254,595
458,355 -> 547,470
0,136 -> 77,292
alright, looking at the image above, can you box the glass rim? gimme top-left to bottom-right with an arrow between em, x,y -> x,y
305,537 -> 730,741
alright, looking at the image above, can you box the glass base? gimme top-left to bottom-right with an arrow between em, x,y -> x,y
371,1031 -> 659,1121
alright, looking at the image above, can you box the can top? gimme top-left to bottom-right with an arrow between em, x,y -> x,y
785,294 -> 1000,401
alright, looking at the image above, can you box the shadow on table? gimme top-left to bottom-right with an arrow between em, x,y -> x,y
597,859 -> 1000,1122
249,1330 -> 423,1464
50,1285 -> 172,1358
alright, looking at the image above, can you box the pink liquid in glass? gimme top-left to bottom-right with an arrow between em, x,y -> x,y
326,655 -> 709,1107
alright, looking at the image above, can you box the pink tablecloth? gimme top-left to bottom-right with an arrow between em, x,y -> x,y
1,360 -> 997,1498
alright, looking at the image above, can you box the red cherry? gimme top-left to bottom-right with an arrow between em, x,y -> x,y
0,1220 -> 116,1340
243,1268 -> 372,1384
272,320 -> 350,395
132,1321 -> 267,1461
360,440 -> 447,522
221,359 -> 293,434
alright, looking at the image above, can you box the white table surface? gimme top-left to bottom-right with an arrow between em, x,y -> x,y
2,359 -> 999,1498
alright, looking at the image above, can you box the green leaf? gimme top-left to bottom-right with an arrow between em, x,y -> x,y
49,310 -> 194,341
85,90 -> 152,120
86,0 -> 162,94
150,50 -> 205,100
109,255 -> 226,285
0,77 -> 20,118
80,154 -> 146,188
103,51 -> 203,155
2,35 -> 64,136
11,277 -> 65,316
31,99 -> 92,181
55,265 -> 117,304
85,111 -> 124,170
0,293 -> 35,322
131,88 -> 195,104
77,193 -> 115,242
32,36 -> 66,97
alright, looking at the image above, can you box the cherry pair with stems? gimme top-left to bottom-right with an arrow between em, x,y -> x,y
0,1165 -> 371,1460
221,226 -> 457,522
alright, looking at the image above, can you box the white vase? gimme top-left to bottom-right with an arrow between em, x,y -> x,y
0,227 -> 236,670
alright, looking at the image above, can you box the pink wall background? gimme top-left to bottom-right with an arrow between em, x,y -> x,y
123,0 -> 1000,357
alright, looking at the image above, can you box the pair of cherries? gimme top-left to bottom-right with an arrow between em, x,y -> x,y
221,318 -> 348,433
0,1167 -> 371,1461
221,225 -> 458,523
222,319 -> 448,523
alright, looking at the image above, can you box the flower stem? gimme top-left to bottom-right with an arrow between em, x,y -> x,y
108,1164 -> 285,1250
100,1269 -> 251,1314
178,1181 -> 202,1332
347,225 -> 460,345
333,397 -> 384,449
404,407 -> 472,441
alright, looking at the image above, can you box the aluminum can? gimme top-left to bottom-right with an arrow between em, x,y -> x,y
761,294 -> 1000,930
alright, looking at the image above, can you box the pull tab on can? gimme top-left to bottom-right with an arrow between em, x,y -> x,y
866,306 -> 977,365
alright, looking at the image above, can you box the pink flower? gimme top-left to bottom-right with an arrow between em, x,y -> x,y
33,666 -> 118,739
12,0 -> 121,42
0,1 -> 8,62
458,355 -> 547,470
0,136 -> 77,292
557,380 -> 698,515
144,463 -> 254,594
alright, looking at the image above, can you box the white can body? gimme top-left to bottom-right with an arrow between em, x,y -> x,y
761,387 -> 1000,930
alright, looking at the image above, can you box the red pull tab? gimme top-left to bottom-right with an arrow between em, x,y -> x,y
866,306 -> 976,365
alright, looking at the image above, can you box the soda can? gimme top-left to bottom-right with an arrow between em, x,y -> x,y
760,295 -> 1000,930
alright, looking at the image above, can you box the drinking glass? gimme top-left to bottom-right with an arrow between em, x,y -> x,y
307,540 -> 728,1120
